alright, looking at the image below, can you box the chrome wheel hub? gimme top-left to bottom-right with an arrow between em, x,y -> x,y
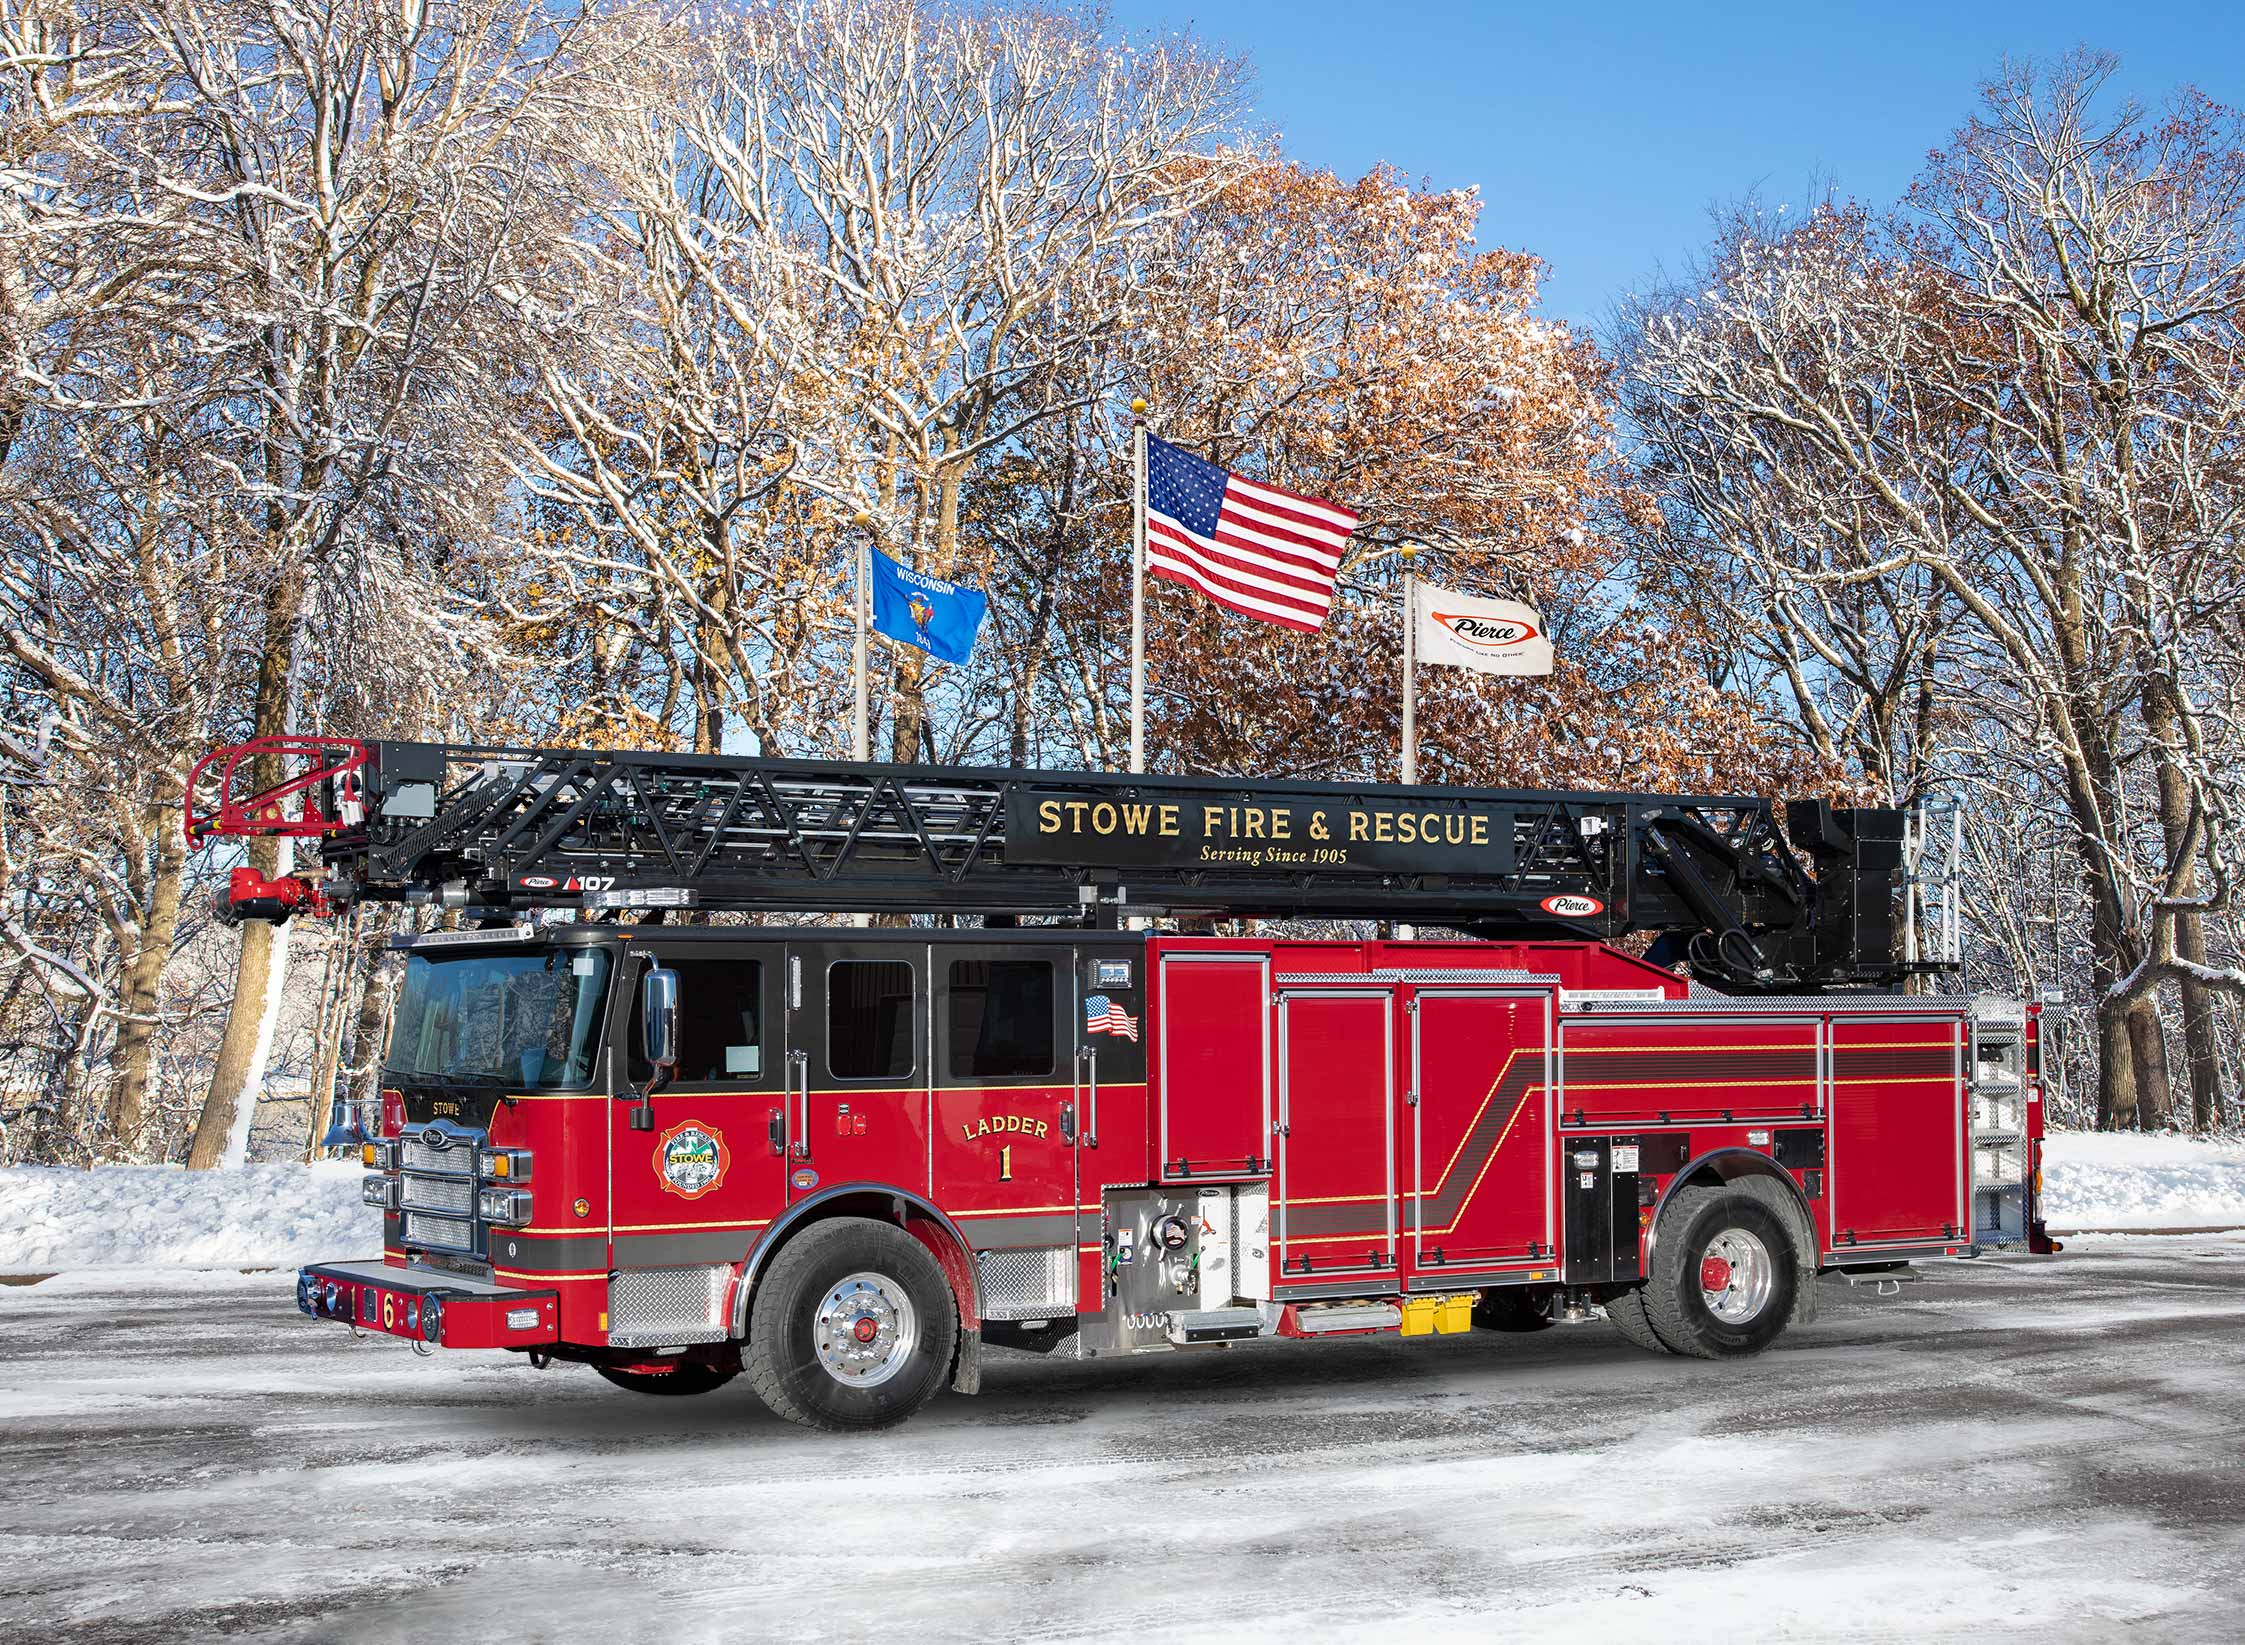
813,1271 -> 918,1388
1699,1227 -> 1774,1323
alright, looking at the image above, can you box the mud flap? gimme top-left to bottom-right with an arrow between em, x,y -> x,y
950,1325 -> 981,1395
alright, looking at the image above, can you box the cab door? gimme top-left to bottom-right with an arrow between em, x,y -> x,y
929,945 -> 1079,1271
780,941 -> 931,1205
608,942 -> 789,1274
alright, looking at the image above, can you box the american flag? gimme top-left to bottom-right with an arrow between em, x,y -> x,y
1144,434 -> 1358,633
1083,994 -> 1139,1042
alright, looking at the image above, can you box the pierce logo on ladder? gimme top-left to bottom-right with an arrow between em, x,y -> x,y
1084,995 -> 1139,1042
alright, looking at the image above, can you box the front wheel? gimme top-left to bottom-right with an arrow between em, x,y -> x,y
1640,1186 -> 1798,1359
745,1217 -> 958,1432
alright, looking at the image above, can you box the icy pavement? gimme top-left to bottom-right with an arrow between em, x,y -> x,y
3,1242 -> 2244,1643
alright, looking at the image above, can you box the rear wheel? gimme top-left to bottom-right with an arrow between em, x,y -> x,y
595,1362 -> 738,1397
1641,1186 -> 1797,1359
1600,1286 -> 1675,1354
745,1218 -> 958,1432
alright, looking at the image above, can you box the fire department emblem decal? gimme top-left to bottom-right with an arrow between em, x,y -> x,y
654,1122 -> 730,1200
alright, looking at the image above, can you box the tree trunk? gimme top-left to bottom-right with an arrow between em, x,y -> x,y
2143,673 -> 2226,1130
2093,990 -> 2136,1130
2125,1000 -> 2174,1131
345,938 -> 399,1115
187,883 -> 292,1168
2176,915 -> 2225,1130
106,802 -> 188,1156
300,918 -> 360,1158
187,566 -> 307,1169
2085,833 -> 2139,1130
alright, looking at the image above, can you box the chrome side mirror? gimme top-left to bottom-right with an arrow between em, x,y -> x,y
640,966 -> 680,1071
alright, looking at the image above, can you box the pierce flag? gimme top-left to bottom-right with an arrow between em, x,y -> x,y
868,547 -> 987,666
1412,582 -> 1554,676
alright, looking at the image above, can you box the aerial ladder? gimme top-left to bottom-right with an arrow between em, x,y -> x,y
185,735 -> 1926,995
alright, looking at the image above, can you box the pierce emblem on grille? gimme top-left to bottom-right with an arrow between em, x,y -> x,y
420,1124 -> 452,1150
654,1121 -> 731,1200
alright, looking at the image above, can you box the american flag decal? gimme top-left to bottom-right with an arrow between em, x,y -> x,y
1084,994 -> 1139,1042
1143,434 -> 1357,632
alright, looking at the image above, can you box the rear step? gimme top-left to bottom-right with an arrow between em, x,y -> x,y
1827,1263 -> 1926,1294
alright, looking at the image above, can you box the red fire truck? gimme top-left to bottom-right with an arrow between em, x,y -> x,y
188,738 -> 2051,1431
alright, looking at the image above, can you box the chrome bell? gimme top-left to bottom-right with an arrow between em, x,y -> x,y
318,1092 -> 367,1152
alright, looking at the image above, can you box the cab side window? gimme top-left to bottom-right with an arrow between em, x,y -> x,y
947,959 -> 1055,1079
828,960 -> 915,1080
628,956 -> 763,1084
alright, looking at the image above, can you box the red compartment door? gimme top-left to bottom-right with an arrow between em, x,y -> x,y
1276,990 -> 1396,1280
1409,989 -> 1551,1271
1829,1017 -> 1967,1247
1156,951 -> 1272,1179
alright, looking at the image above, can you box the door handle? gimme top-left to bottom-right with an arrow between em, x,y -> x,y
788,1049 -> 810,1159
1076,1046 -> 1100,1149
767,1107 -> 785,1156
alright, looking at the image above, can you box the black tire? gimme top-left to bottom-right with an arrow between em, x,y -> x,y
1601,1286 -> 1676,1354
595,1362 -> 739,1397
1641,1186 -> 1798,1359
745,1217 -> 958,1432
1472,1287 -> 1553,1333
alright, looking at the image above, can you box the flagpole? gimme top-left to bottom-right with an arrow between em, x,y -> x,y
1396,543 -> 1419,942
1400,543 -> 1419,786
850,511 -> 871,762
1129,399 -> 1148,775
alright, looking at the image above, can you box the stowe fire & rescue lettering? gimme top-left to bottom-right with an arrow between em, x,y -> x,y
185,736 -> 2052,1432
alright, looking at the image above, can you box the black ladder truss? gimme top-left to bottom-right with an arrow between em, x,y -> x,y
222,739 -> 1912,993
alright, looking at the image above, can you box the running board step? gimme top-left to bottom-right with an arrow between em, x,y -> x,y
1285,1303 -> 1401,1336
1166,1306 -> 1266,1345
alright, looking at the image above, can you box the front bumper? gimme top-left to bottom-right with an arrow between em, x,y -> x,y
296,1260 -> 560,1349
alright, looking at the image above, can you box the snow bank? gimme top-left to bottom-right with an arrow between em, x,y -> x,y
2042,1131 -> 2245,1229
0,1162 -> 370,1271
2,1131 -> 2240,1274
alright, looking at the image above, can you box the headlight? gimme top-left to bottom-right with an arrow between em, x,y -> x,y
362,1176 -> 400,1209
361,1139 -> 398,1171
477,1147 -> 532,1184
478,1187 -> 532,1226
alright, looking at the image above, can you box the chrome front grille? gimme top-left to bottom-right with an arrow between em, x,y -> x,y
397,1122 -> 487,1258
400,1174 -> 475,1214
403,1137 -> 473,1175
403,1212 -> 476,1252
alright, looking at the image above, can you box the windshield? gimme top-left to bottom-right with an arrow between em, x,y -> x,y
386,946 -> 614,1090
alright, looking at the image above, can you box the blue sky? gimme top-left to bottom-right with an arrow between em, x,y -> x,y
1127,1 -> 2245,331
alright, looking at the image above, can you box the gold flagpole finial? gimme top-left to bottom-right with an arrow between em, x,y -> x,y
1130,398 -> 1148,417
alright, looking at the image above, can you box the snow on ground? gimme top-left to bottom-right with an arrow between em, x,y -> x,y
0,1160 -> 366,1271
1,1130 -> 2241,1274
4,1237 -> 2243,1642
2041,1131 -> 2245,1229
